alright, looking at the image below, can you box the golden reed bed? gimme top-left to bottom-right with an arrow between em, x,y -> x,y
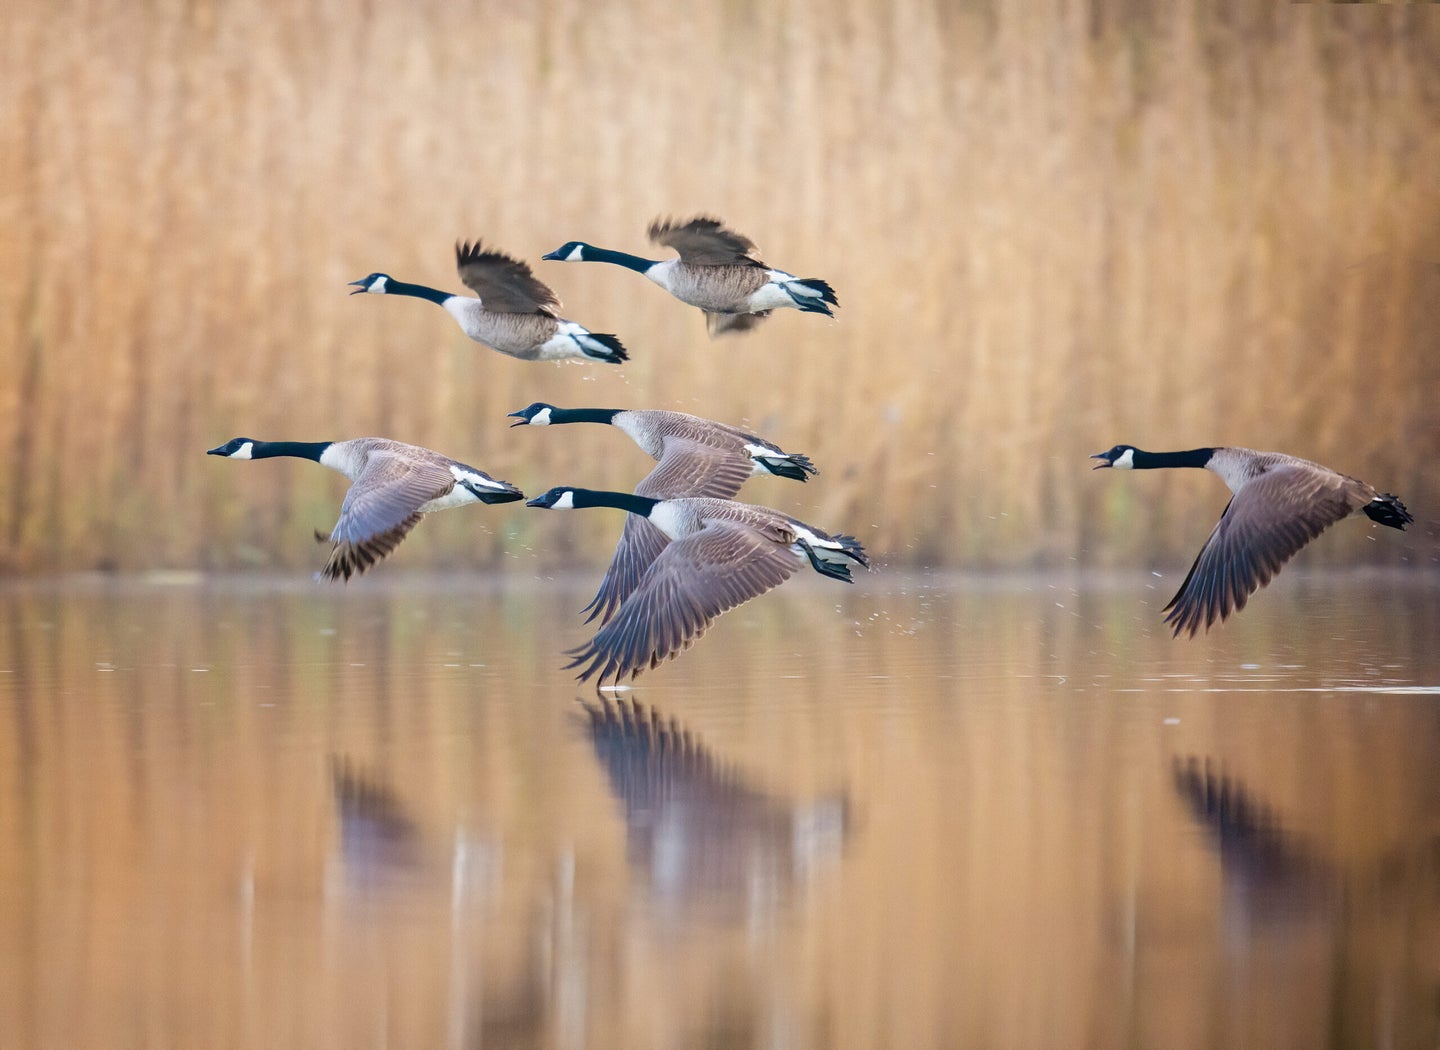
1,1 -> 1435,573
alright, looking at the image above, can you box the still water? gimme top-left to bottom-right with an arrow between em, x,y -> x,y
1,571 -> 1438,1049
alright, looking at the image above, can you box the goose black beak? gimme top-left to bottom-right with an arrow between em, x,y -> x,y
507,411 -> 529,428
205,445 -> 226,456
524,496 -> 547,507
540,250 -> 564,261
347,279 -> 368,295
1090,452 -> 1112,470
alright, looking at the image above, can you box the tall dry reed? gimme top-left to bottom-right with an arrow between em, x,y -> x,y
0,0 -> 1436,573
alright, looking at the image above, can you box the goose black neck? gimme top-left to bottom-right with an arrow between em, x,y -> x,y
384,279 -> 452,306
584,247 -> 658,274
572,489 -> 660,516
252,440 -> 332,462
551,408 -> 620,425
1133,448 -> 1215,469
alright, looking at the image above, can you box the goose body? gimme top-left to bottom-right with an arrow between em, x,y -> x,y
207,436 -> 524,580
525,487 -> 867,684
349,241 -> 627,364
508,403 -> 816,482
509,403 -> 817,624
542,216 -> 838,338
1092,444 -> 1413,636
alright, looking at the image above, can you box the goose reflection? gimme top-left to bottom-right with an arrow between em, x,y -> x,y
1170,755 -> 1440,1038
330,756 -> 426,887
328,756 -> 499,903
1171,756 -> 1334,919
580,697 -> 849,921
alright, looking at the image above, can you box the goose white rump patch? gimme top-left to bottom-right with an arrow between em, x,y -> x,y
451,465 -> 509,490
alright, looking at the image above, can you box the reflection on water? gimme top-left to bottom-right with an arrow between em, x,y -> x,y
1,572 -> 1439,1049
329,756 -> 429,890
580,696 -> 848,924
1171,756 -> 1335,920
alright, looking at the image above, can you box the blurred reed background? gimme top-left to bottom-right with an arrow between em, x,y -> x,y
1,0 -> 1436,575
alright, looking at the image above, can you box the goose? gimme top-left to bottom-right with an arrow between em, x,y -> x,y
507,402 -> 817,482
509,402 -> 819,625
1091,444 -> 1413,636
525,486 -> 868,685
207,436 -> 524,580
349,241 -> 627,364
542,216 -> 838,337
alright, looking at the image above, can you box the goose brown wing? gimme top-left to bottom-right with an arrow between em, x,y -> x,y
455,240 -> 561,315
1163,465 -> 1362,637
567,520 -> 801,684
646,435 -> 752,500
581,513 -> 671,627
322,451 -> 456,581
649,216 -> 762,266
581,438 -> 752,625
705,310 -> 771,337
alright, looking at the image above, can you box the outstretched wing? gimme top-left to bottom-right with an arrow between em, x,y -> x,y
1163,465 -> 1360,636
649,216 -> 763,266
582,437 -> 753,625
455,240 -> 561,314
567,520 -> 801,684
581,513 -> 671,627
322,452 -> 455,581
644,435 -> 753,500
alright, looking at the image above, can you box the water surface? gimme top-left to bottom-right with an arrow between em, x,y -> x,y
1,572 -> 1438,1049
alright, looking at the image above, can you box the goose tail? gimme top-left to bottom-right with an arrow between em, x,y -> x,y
472,485 -> 525,505
577,331 -> 628,364
787,278 -> 839,315
758,452 -> 818,482
799,534 -> 869,582
1363,493 -> 1413,530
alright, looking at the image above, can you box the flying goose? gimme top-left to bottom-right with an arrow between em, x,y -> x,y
349,241 -> 627,364
1091,444 -> 1413,636
542,216 -> 838,337
507,403 -> 817,482
207,436 -> 524,580
525,487 -> 868,684
509,402 -> 818,625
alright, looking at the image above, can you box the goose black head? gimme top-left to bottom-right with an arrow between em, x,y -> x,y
508,402 -> 557,427
207,437 -> 258,459
348,272 -> 391,295
526,487 -> 578,510
541,241 -> 590,262
1090,445 -> 1138,470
